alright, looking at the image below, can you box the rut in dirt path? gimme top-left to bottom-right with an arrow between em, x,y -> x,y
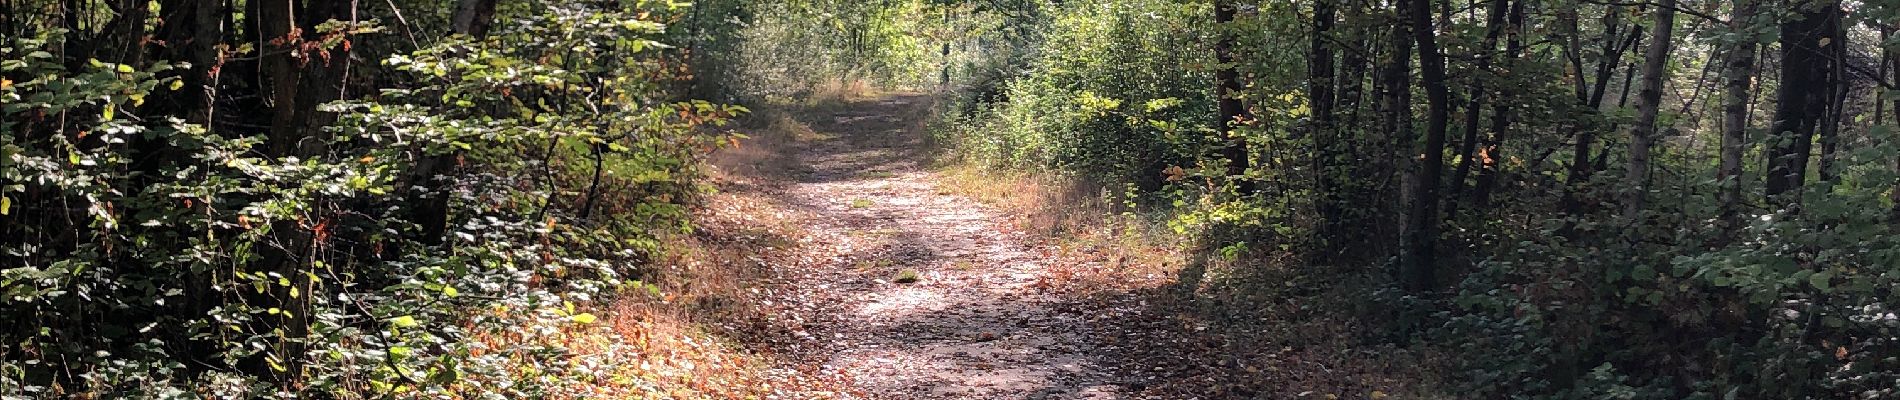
773,95 -> 1129,400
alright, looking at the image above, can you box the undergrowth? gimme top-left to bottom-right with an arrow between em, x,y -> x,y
929,155 -> 1448,398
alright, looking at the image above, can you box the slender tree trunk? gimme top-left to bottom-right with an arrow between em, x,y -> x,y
1886,27 -> 1899,222
1447,0 -> 1509,219
1624,0 -> 1676,221
1312,0 -> 1347,257
1402,0 -> 1449,292
1591,11 -> 1627,109
1817,13 -> 1848,184
1216,0 -> 1254,194
1334,4 -> 1375,255
1338,7 -> 1371,132
1560,8 -> 1635,214
580,143 -> 607,220
451,0 -> 498,37
1718,0 -> 1758,228
942,6 -> 953,87
1764,0 -> 1841,202
1470,0 -> 1524,211
413,0 -> 500,246
1380,0 -> 1416,257
1562,6 -> 1590,103
1614,32 -> 1642,110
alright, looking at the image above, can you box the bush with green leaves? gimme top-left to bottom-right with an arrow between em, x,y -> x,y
1438,127 -> 1900,399
937,0 -> 1217,190
2,2 -> 740,397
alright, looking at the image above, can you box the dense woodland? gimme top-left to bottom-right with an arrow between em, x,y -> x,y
3,0 -> 1899,397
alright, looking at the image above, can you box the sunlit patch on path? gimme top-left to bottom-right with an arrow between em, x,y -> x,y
759,94 -> 1130,399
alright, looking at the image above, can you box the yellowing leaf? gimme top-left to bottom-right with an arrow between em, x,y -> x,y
0,196 -> 9,215
391,315 -> 419,328
571,313 -> 598,324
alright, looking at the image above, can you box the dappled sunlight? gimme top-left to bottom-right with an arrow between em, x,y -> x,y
725,93 -> 1137,398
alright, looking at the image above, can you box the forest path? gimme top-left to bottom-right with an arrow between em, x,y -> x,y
758,94 -> 1129,399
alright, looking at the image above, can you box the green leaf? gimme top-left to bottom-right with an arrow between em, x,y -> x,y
1810,271 -> 1833,292
391,315 -> 419,328
1631,265 -> 1657,282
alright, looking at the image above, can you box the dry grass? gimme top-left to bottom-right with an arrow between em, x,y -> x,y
932,165 -> 1184,294
800,80 -> 881,111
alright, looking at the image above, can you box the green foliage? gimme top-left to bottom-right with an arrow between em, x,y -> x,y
938,0 -> 1216,189
718,0 -> 951,100
924,0 -> 1900,397
1,2 -> 739,397
1439,128 -> 1900,399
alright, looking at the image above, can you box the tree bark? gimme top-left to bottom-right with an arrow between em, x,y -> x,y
254,0 -> 350,383
1469,0 -> 1524,212
580,143 -> 607,220
1446,0 -> 1509,219
1764,0 -> 1841,202
1559,7 -> 1637,214
451,0 -> 498,38
1717,0 -> 1758,227
1624,0 -> 1676,221
1312,0 -> 1347,257
1402,0 -> 1449,291
1380,0 -> 1416,258
1886,27 -> 1899,223
413,0 -> 499,246
1215,0 -> 1254,194
1816,13 -> 1848,184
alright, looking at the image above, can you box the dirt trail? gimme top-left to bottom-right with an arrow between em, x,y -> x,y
757,95 -> 1130,399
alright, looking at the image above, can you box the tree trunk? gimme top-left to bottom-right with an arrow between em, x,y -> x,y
255,0 -> 350,383
451,0 -> 498,37
1560,7 -> 1636,214
1816,13 -> 1848,184
1403,0 -> 1449,292
1624,0 -> 1676,221
1764,0 -> 1841,202
1380,0 -> 1416,258
1469,0 -> 1525,211
1215,0 -> 1254,194
1886,27 -> 1899,223
413,0 -> 501,246
1717,0 -> 1758,227
1590,10 -> 1626,109
1312,0 -> 1347,257
153,0 -> 224,124
1446,0 -> 1509,219
580,143 -> 607,220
